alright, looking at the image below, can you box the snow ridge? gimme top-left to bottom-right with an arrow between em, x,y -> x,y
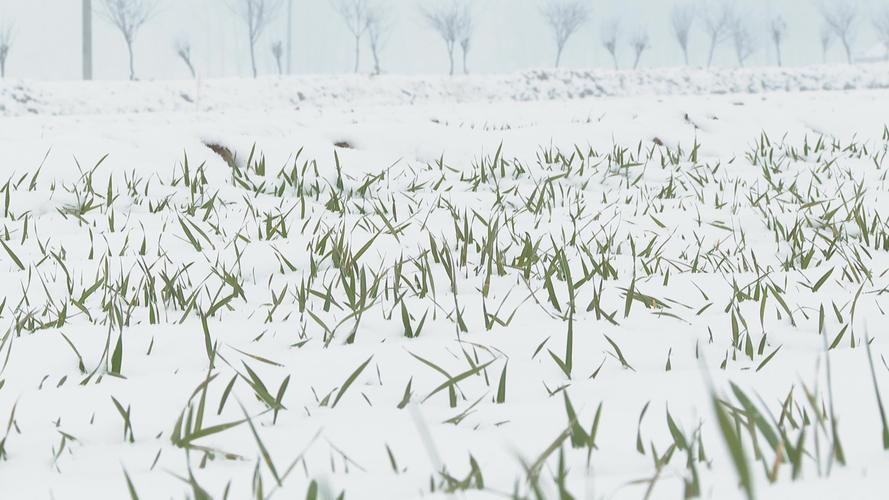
1,63 -> 888,116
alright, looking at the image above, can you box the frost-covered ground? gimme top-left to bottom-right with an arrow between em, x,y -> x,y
0,70 -> 889,500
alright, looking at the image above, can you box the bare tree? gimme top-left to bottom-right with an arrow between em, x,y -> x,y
819,25 -> 833,63
630,29 -> 649,70
769,15 -> 787,67
366,7 -> 390,75
175,39 -> 196,78
230,0 -> 283,78
332,0 -> 372,73
540,0 -> 591,68
670,4 -> 695,65
702,1 -> 734,67
0,23 -> 11,78
818,0 -> 857,63
271,40 -> 284,75
874,7 -> 889,61
601,20 -> 620,70
422,0 -> 472,76
100,0 -> 157,80
730,14 -> 755,67
458,6 -> 473,75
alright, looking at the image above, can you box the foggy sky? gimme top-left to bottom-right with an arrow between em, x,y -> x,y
0,0 -> 884,81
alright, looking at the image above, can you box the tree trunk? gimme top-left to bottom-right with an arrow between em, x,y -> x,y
1,59 -> 5,78
707,36 -> 717,67
610,51 -> 618,70
633,52 -> 641,70
371,46 -> 380,75
554,44 -> 563,68
448,45 -> 454,76
682,45 -> 689,65
776,42 -> 783,67
354,35 -> 360,73
842,37 -> 852,63
462,48 -> 469,75
127,40 -> 135,80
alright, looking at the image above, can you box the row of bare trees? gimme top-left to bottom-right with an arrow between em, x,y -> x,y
2,0 -> 888,80
84,0 -> 889,80
539,1 -> 646,70
677,0 -> 887,68
94,0 -> 465,80
541,0 -> 888,71
92,0 -> 391,80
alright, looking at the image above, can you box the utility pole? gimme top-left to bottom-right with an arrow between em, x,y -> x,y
286,0 -> 293,74
83,0 -> 93,80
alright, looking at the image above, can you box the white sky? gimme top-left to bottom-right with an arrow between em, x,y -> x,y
0,0 -> 884,81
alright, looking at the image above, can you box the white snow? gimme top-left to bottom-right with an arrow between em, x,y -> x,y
0,68 -> 888,500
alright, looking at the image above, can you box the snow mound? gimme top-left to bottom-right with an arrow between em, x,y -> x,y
1,63 -> 888,116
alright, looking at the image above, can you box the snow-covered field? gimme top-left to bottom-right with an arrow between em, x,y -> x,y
1,69 -> 889,500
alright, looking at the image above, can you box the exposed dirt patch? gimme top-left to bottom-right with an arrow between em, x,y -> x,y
204,142 -> 238,170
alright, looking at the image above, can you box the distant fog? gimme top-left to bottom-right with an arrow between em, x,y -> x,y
0,0 -> 885,81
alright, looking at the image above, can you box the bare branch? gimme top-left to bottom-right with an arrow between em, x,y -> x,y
729,12 -> 756,67
367,5 -> 391,75
630,28 -> 649,70
769,15 -> 787,67
600,19 -> 620,70
540,0 -> 590,68
100,0 -> 158,80
332,0 -> 374,72
671,4 -> 695,65
333,0 -> 372,38
174,38 -> 196,78
818,0 -> 857,63
229,0 -> 284,77
702,0 -> 735,67
422,0 -> 472,76
100,0 -> 156,43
